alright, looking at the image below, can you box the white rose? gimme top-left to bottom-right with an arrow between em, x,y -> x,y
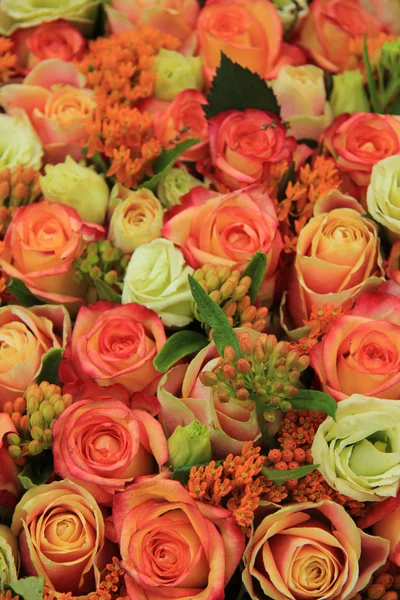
122,239 -> 194,327
367,155 -> 400,241
0,110 -> 43,172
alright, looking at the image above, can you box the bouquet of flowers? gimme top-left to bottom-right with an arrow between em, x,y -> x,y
0,0 -> 400,598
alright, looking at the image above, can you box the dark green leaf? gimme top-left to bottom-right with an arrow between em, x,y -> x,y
94,278 -> 122,303
291,389 -> 337,420
0,506 -> 13,526
262,463 -> 318,484
389,96 -> 400,115
297,138 -> 319,149
18,453 -> 54,490
172,460 -> 223,484
189,275 -> 242,358
37,347 -> 63,386
205,53 -> 280,119
277,161 -> 296,202
363,35 -> 380,113
6,576 -> 44,600
154,331 -> 209,373
7,278 -> 45,307
140,138 -> 200,190
242,251 -> 267,303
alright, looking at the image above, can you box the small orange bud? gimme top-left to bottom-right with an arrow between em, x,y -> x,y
223,364 -> 236,380
13,182 -> 28,201
239,333 -> 253,355
238,296 -> 251,313
274,461 -> 288,470
223,346 -> 236,361
13,396 -> 26,414
237,358 -> 251,374
236,388 -> 249,401
241,305 -> 257,323
223,300 -> 237,318
3,401 -> 13,415
11,412 -> 21,429
199,371 -> 218,387
0,180 -> 10,198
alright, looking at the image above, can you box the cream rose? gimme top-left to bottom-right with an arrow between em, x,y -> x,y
0,525 -> 18,590
122,239 -> 194,327
367,155 -> 400,241
0,110 -> 43,172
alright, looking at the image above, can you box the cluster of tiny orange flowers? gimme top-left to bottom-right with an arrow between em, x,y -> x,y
0,592 -> 18,600
0,36 -> 16,84
349,33 -> 397,70
88,558 -> 128,600
78,28 -> 179,189
188,442 -> 268,536
43,591 -> 76,600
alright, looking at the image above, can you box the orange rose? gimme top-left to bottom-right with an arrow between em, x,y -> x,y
0,59 -> 95,162
163,185 -> 283,304
11,20 -> 87,72
0,200 -> 104,306
0,414 -> 20,508
373,507 -> 400,566
282,191 -> 384,337
324,112 -> 400,187
198,0 -> 305,80
298,0 -> 384,72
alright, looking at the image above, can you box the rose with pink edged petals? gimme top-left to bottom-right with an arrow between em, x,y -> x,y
298,0 -> 384,73
113,477 -> 245,599
0,59 -> 95,163
0,413 -> 21,508
60,301 -> 166,395
204,109 -> 296,190
282,190 -> 384,339
0,304 -> 70,409
242,500 -> 389,600
163,184 -> 283,305
323,112 -> 400,187
53,398 -> 168,506
11,479 -> 115,597
311,283 -> 400,400
152,89 -> 209,162
0,200 -> 104,308
372,506 -> 400,566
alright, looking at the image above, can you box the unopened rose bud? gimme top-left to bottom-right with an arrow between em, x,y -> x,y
167,420 -> 212,470
275,365 -> 286,379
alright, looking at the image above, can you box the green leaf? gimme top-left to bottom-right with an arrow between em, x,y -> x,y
188,275 -> 242,358
277,161 -> 296,202
242,251 -> 267,303
140,138 -> 200,190
7,278 -> 45,307
262,463 -> 318,484
94,278 -> 122,303
297,138 -> 319,149
0,506 -> 13,526
389,96 -> 400,115
18,453 -> 54,490
204,53 -> 280,119
363,35 -> 381,113
154,331 -> 209,373
6,577 -> 45,600
37,347 -> 63,386
291,389 -> 337,420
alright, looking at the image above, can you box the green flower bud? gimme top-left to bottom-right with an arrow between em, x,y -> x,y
157,167 -> 205,209
6,433 -> 20,446
28,440 -> 42,455
30,410 -> 44,429
167,421 -> 212,470
8,445 -> 22,458
330,70 -> 369,118
31,426 -> 43,441
153,49 -> 203,101
42,404 -> 55,423
53,400 -> 66,418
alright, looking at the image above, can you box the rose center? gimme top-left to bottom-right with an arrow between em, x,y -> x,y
208,9 -> 248,39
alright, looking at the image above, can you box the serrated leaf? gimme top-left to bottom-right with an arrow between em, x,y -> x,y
242,251 -> 267,303
277,161 -> 296,202
189,275 -> 242,358
291,389 -> 337,420
6,577 -> 44,600
94,278 -> 122,303
154,331 -> 209,373
262,463 -> 318,484
18,453 -> 54,490
140,138 -> 200,190
205,53 -> 280,119
7,278 -> 45,307
37,347 -> 63,386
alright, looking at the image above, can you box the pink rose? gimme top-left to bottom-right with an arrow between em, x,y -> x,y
0,413 -> 20,508
204,109 -> 296,190
311,283 -> 400,400
0,59 -> 95,162
53,398 -> 168,505
163,185 -> 283,305
113,478 -> 245,599
60,301 -> 167,395
243,500 -> 389,600
0,200 -> 104,307
0,305 -> 70,408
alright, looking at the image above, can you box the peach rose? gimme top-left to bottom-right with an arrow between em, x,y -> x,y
243,500 -> 389,600
60,301 -> 166,396
298,0 -> 384,73
311,283 -> 400,400
0,59 -> 95,162
113,478 -> 245,599
0,200 -> 104,306
12,20 -> 87,72
373,507 -> 400,566
387,239 -> 400,284
198,0 -> 305,80
0,413 -> 20,508
324,112 -> 400,187
283,191 -> 384,337
152,89 -> 209,162
361,0 -> 400,34
163,185 -> 283,305
53,398 -> 168,506
205,109 -> 296,190
0,305 -> 70,408
106,0 -> 199,50
11,479 -> 113,597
